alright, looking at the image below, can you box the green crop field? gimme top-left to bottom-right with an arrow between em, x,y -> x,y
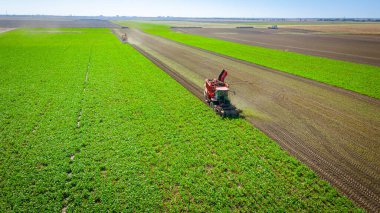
0,28 -> 361,211
117,21 -> 380,99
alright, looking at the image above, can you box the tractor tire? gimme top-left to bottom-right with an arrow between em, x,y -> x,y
204,91 -> 210,103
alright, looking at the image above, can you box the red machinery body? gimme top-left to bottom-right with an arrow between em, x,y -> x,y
204,70 -> 239,117
204,80 -> 229,101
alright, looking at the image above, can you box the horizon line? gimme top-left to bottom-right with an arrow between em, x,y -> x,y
1,14 -> 380,20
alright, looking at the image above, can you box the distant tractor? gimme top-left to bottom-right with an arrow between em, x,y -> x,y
268,25 -> 278,29
204,70 -> 239,117
121,33 -> 127,42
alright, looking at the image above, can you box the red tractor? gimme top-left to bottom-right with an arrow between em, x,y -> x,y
204,70 -> 239,117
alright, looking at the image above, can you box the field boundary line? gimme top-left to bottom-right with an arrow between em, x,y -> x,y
129,44 -> 204,101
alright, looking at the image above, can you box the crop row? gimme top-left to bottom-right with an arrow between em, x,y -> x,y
0,28 -> 360,211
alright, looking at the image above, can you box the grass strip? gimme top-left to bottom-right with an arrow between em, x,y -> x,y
116,21 -> 380,99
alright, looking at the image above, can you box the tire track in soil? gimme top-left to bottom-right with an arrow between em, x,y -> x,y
113,29 -> 380,212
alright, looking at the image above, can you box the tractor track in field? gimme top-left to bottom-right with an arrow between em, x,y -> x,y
113,29 -> 380,212
263,122 -> 380,211
76,45 -> 92,129
62,45 -> 93,213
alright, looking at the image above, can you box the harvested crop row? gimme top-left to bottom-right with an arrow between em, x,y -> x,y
0,28 -> 361,211
117,21 -> 380,99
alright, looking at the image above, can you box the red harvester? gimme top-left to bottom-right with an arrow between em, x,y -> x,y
204,70 -> 239,117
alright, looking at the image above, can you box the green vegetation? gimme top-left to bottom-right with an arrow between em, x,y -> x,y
0,28 -> 361,211
118,21 -> 380,99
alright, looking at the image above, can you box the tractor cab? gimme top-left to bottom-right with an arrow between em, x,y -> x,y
215,87 -> 230,103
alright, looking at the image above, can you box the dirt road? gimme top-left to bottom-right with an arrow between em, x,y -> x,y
176,28 -> 380,66
120,29 -> 380,211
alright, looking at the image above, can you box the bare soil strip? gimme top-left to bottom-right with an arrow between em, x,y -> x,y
116,29 -> 380,212
0,28 -> 15,34
282,24 -> 380,35
176,28 -> 380,66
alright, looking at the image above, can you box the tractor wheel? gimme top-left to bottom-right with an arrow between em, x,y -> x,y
204,91 -> 210,103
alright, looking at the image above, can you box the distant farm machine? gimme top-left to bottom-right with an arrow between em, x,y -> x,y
204,70 -> 239,117
121,33 -> 128,42
268,25 -> 278,29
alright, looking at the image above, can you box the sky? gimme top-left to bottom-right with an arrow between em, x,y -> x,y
1,0 -> 379,18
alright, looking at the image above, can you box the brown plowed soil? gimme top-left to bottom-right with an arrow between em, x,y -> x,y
175,28 -> 380,66
115,29 -> 380,212
281,24 -> 380,35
